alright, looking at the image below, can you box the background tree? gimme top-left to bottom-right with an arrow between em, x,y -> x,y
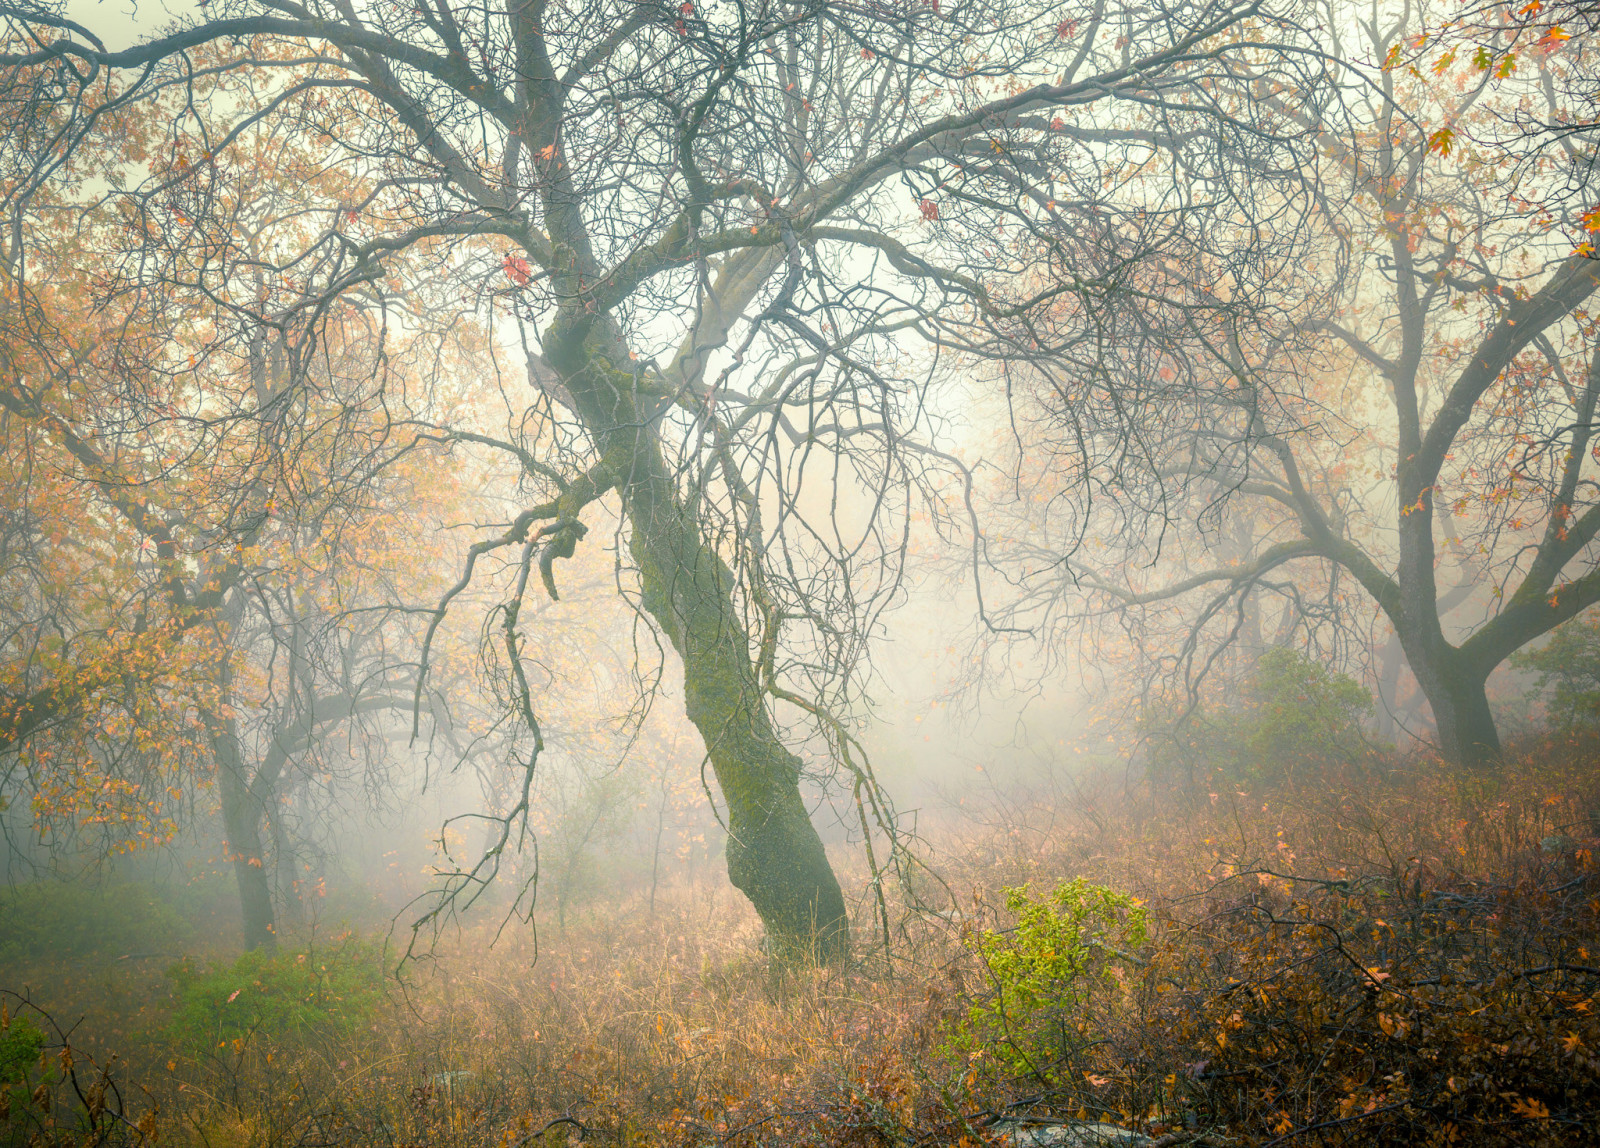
0,71 -> 482,947
961,0 -> 1600,768
0,0 -> 1307,956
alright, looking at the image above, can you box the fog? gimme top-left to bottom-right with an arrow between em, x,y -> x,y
3,0 -> 1599,1143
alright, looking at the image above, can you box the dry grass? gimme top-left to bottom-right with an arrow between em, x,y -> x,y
6,742 -> 1600,1147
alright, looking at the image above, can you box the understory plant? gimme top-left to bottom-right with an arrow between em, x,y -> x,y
953,879 -> 1149,1079
165,937 -> 384,1055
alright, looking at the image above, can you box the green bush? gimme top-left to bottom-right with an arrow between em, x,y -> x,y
1146,647 -> 1371,784
1244,647 -> 1371,765
1511,612 -> 1600,732
0,1015 -> 44,1086
952,880 -> 1148,1077
0,881 -> 191,965
165,938 -> 385,1052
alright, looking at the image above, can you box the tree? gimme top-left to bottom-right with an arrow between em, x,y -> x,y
965,0 -> 1600,768
0,81 -> 479,945
1,0 -> 1298,956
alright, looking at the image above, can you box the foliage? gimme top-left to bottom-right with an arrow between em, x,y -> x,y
1104,858 -> 1600,1146
0,881 -> 190,966
1512,612 -> 1600,732
1244,647 -> 1371,763
0,1015 -> 43,1087
951,880 -> 1148,1077
0,745 -> 1584,1148
165,938 -> 384,1052
1147,647 -> 1372,784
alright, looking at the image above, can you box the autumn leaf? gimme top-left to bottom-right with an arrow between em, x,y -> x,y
503,253 -> 532,286
919,199 -> 939,221
1510,1096 -> 1550,1120
1427,127 -> 1455,157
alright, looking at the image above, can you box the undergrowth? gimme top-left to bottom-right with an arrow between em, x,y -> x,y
2,742 -> 1598,1147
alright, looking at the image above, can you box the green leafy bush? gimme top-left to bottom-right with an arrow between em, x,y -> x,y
953,880 -> 1148,1076
1512,612 -> 1600,732
0,881 -> 190,965
165,938 -> 385,1052
1146,647 -> 1371,784
0,1015 -> 44,1086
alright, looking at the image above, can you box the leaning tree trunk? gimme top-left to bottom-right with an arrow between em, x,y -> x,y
545,284 -> 849,959
623,452 -> 849,962
205,710 -> 277,951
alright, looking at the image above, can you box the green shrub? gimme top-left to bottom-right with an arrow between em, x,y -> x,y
0,1015 -> 44,1086
1511,612 -> 1600,732
165,938 -> 385,1052
1146,647 -> 1371,784
952,880 -> 1148,1077
0,881 -> 190,965
1243,647 -> 1371,766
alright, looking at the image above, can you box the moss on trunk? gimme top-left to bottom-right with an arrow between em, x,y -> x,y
625,461 -> 848,962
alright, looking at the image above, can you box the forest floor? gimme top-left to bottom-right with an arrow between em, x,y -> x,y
4,741 -> 1599,1147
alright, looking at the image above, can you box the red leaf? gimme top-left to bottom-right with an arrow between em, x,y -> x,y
919,199 -> 939,221
503,253 -> 532,286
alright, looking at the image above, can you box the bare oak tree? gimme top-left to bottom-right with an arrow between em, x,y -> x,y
968,0 -> 1600,768
2,0 -> 1310,954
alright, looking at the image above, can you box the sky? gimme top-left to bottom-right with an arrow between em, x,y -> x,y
64,0 -> 197,49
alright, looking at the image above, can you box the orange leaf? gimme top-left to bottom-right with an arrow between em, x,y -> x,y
503,253 -> 532,286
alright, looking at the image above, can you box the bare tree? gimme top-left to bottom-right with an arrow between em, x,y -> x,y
966,0 -> 1600,768
1,0 -> 1322,955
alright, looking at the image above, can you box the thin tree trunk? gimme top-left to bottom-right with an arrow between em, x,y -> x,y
205,711 -> 277,951
1375,634 -> 1404,742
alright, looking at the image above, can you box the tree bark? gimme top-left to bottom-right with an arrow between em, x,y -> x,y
543,299 -> 851,960
1396,634 -> 1501,770
624,452 -> 849,962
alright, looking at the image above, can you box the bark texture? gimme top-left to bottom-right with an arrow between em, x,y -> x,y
549,321 -> 849,961
626,449 -> 848,961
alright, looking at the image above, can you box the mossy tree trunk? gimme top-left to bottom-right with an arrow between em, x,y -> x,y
627,460 -> 849,962
547,319 -> 849,962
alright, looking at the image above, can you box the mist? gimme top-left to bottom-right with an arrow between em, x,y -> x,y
3,0 -> 1599,1144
